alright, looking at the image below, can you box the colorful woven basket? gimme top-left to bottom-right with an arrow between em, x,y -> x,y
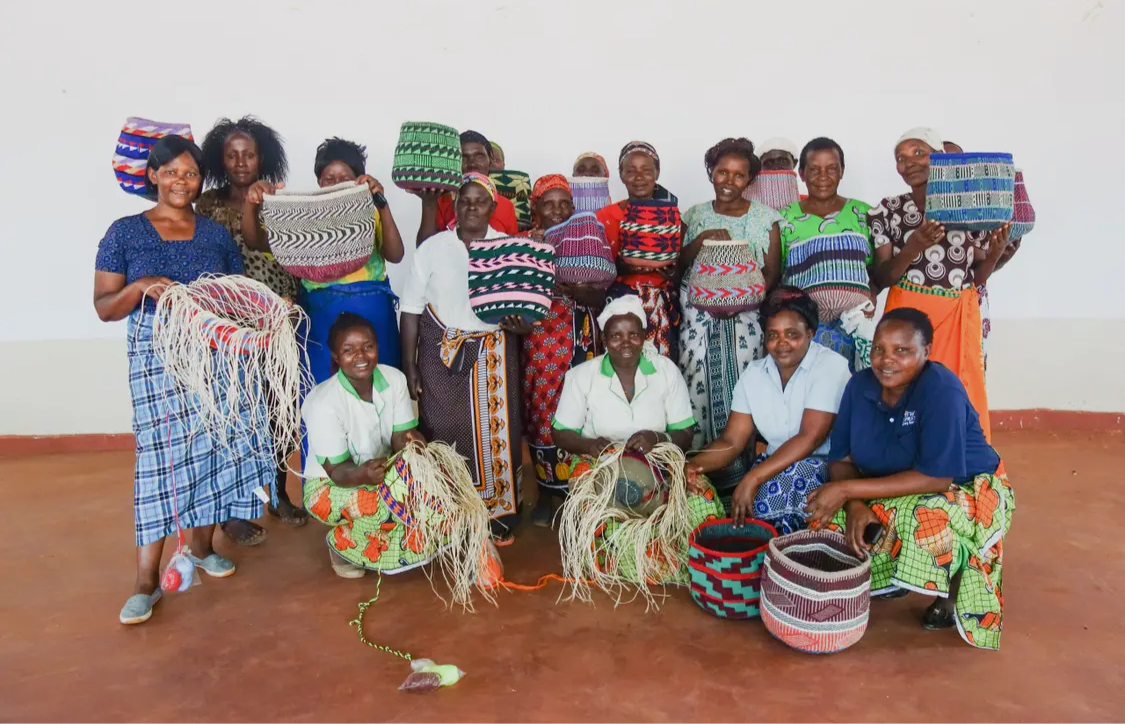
490,169 -> 532,231
467,236 -> 555,324
685,240 -> 766,313
1009,170 -> 1035,241
745,170 -> 800,211
761,529 -> 871,654
568,176 -> 612,214
783,231 -> 874,322
259,182 -> 376,283
391,121 -> 463,194
688,518 -> 778,620
112,117 -> 194,197
924,152 -> 1015,231
545,212 -> 616,289
618,200 -> 682,269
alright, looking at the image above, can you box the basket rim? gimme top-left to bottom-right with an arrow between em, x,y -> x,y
766,530 -> 871,581
264,180 -> 373,204
690,517 -> 777,558
700,239 -> 751,247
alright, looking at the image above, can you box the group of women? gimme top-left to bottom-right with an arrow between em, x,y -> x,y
94,118 -> 1017,651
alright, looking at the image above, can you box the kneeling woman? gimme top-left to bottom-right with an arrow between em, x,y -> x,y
301,313 -> 427,578
805,308 -> 1014,651
552,297 -> 724,584
687,287 -> 851,531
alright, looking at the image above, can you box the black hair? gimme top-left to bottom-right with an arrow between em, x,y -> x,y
798,137 -> 846,174
327,312 -> 378,353
704,137 -> 762,183
201,116 -> 288,188
145,135 -> 205,197
760,285 -> 819,332
314,137 -> 367,179
877,308 -> 934,346
460,130 -> 491,150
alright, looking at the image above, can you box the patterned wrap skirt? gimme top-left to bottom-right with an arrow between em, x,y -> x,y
522,296 -> 603,493
678,303 -> 763,491
418,307 -> 522,532
829,470 -> 1015,650
128,310 -> 269,546
607,279 -> 681,362
736,454 -> 828,534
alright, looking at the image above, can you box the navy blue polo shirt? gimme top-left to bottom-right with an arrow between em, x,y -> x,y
828,362 -> 999,484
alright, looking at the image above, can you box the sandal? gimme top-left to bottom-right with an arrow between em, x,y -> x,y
119,589 -> 163,625
921,600 -> 957,630
329,549 -> 366,579
221,519 -> 269,546
191,553 -> 237,578
268,499 -> 309,527
492,531 -> 516,548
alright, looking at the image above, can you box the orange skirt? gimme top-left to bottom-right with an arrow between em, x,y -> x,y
886,281 -> 991,441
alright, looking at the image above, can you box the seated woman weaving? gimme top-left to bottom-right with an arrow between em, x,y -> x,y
686,287 -> 851,533
301,312 -> 427,578
552,296 -> 724,584
804,308 -> 1015,651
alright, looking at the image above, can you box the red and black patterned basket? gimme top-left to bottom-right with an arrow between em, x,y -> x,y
688,518 -> 778,619
618,199 -> 682,268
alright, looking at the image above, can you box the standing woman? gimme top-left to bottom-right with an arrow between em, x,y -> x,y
523,175 -> 606,526
679,138 -> 781,491
243,138 -> 406,381
596,141 -> 681,359
198,116 -> 306,538
778,137 -> 874,370
400,174 -> 532,546
94,136 -> 271,624
868,128 -> 1009,440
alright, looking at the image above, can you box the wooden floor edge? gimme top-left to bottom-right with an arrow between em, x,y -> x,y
1,408 -> 1122,455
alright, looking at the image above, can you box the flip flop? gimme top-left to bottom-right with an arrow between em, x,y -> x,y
119,589 -> 163,625
492,531 -> 516,548
268,501 -> 309,527
329,549 -> 366,579
191,553 -> 237,578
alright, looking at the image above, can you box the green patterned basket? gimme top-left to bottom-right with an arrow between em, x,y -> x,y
392,121 -> 462,194
490,169 -> 532,231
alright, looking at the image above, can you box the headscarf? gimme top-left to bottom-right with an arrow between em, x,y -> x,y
597,295 -> 647,330
618,141 -> 660,172
757,137 -> 800,160
531,174 -> 572,206
896,127 -> 943,153
573,152 -> 609,177
460,171 -> 496,201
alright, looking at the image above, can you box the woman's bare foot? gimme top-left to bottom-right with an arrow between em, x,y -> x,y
220,518 -> 268,546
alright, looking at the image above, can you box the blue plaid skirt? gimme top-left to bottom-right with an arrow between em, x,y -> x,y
723,454 -> 829,535
128,310 -> 269,545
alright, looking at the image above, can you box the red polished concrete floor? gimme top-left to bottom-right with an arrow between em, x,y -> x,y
1,430 -> 1122,722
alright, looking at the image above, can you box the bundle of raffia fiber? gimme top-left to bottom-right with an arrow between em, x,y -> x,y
557,442 -> 696,610
150,274 -> 310,467
388,440 -> 496,610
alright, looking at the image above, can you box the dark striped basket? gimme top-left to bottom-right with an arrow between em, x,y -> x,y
688,518 -> 778,620
391,121 -> 463,194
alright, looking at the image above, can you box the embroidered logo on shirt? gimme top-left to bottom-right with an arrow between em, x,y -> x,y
903,410 -> 917,427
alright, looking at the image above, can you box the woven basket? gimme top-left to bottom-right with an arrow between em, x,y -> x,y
569,176 -> 612,214
782,231 -> 874,322
761,529 -> 871,654
545,212 -> 616,289
688,518 -> 778,620
924,152 -> 1015,231
112,117 -> 194,197
1009,170 -> 1035,241
685,240 -> 766,313
619,200 -> 682,269
468,236 -> 555,324
391,121 -> 462,194
181,277 -> 280,355
260,182 -> 375,283
490,170 -> 533,231
745,170 -> 800,211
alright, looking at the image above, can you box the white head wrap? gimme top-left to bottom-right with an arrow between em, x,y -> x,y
757,137 -> 800,159
896,127 -> 943,153
597,295 -> 647,331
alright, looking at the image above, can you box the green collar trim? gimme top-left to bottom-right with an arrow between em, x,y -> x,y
600,354 -> 658,377
336,367 -> 389,400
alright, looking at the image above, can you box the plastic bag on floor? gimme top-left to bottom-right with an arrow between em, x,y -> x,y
398,659 -> 465,693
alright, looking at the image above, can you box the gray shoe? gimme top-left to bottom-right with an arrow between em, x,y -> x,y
191,553 -> 237,578
119,590 -> 163,625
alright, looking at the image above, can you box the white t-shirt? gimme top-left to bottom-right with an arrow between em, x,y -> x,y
730,342 -> 851,456
552,353 -> 696,442
301,365 -> 418,480
399,227 -> 505,332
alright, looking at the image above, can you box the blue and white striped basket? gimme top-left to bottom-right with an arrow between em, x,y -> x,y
924,152 -> 1015,232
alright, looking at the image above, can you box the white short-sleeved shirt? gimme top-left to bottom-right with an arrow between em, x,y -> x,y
399,227 -> 505,332
551,353 -> 696,441
301,365 -> 419,480
730,342 -> 852,456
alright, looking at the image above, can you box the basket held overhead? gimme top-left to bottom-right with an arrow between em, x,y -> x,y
391,121 -> 463,194
112,117 -> 193,197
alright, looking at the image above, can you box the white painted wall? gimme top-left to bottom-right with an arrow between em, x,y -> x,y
0,0 -> 1121,433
